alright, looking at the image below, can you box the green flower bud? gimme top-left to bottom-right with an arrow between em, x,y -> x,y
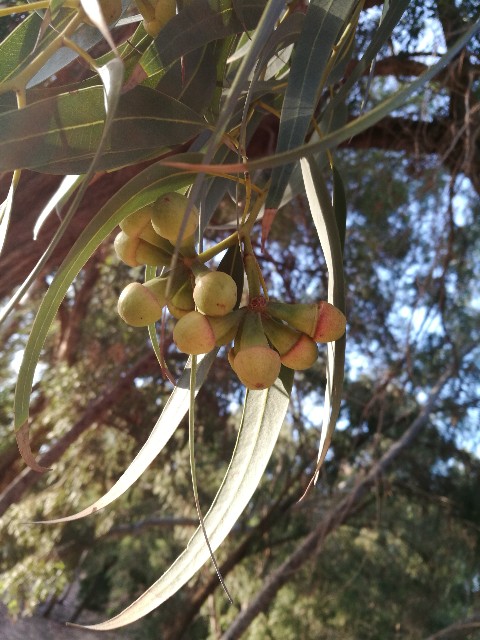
114,231 -> 171,267
117,281 -> 165,327
263,318 -> 318,370
151,192 -> 199,245
267,301 -> 346,343
232,312 -> 281,389
193,271 -> 237,317
140,0 -> 176,36
120,208 -> 175,252
173,312 -> 215,355
234,347 -> 281,390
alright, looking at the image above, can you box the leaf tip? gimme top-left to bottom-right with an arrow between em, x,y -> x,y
16,422 -> 50,473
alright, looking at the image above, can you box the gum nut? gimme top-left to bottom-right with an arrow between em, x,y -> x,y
234,346 -> 281,390
117,283 -> 163,327
173,312 -> 216,355
280,334 -> 318,370
314,302 -> 347,342
151,192 -> 199,244
193,271 -> 237,317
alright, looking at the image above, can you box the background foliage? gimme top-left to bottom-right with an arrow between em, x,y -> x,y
0,0 -> 479,638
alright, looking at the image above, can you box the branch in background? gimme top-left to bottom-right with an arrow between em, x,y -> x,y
221,366 -> 454,640
424,614 -> 480,640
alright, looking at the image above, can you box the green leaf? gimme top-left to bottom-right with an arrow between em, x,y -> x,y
13,155 -> 199,451
135,0 -> 266,86
226,18 -> 480,175
267,0 -> 358,208
70,368 -> 294,630
38,352 -> 218,524
0,12 -> 43,85
301,157 -> 345,473
32,174 -> 84,240
0,86 -> 206,174
1,59 -> 124,323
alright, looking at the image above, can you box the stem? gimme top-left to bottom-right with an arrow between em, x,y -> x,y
243,237 -> 261,298
0,1 -> 49,17
62,36 -> 98,71
196,231 -> 241,263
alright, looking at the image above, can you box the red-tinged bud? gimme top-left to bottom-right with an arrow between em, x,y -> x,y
151,192 -> 199,245
234,346 -> 281,390
267,301 -> 346,343
173,312 -> 216,355
263,318 -> 318,370
117,281 -> 165,327
114,231 -> 172,267
231,312 -> 281,389
193,271 -> 237,317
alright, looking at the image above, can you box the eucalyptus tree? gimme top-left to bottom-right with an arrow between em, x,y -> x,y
0,1 -> 479,639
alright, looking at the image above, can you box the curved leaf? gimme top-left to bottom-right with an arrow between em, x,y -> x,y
71,368 -> 294,630
14,155 -> 200,447
301,157 -> 345,475
0,86 -> 206,174
39,352 -> 218,524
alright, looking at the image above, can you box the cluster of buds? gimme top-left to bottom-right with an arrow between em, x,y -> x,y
115,191 -> 346,390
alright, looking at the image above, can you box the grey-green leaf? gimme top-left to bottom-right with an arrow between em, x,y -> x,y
70,368 -> 294,630
0,86 -> 206,174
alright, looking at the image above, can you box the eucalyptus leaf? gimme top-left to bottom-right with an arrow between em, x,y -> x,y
301,157 -> 345,474
70,368 -> 294,630
0,86 -> 206,174
38,352 -> 218,524
267,0 -> 358,209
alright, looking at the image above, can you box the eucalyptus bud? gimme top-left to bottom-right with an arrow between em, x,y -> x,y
193,271 -> 237,317
114,231 -> 171,267
173,312 -> 216,355
151,192 -> 199,246
232,313 -> 281,390
117,279 -> 166,327
166,276 -> 195,319
267,301 -> 346,343
263,318 -> 318,370
120,208 -> 175,252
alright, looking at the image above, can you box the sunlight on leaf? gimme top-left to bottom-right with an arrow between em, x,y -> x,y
69,368 -> 294,630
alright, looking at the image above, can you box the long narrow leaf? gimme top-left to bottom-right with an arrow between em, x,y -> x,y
13,157 -> 199,467
38,352 -> 218,523
70,368 -> 294,630
301,157 -> 345,473
267,0 -> 357,208
0,85 -> 206,174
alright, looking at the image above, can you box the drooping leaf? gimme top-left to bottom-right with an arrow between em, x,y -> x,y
267,0 -> 358,209
0,85 -> 206,174
301,157 -> 345,475
70,368 -> 294,630
33,174 -> 84,240
13,156 -> 200,466
38,352 -> 218,523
